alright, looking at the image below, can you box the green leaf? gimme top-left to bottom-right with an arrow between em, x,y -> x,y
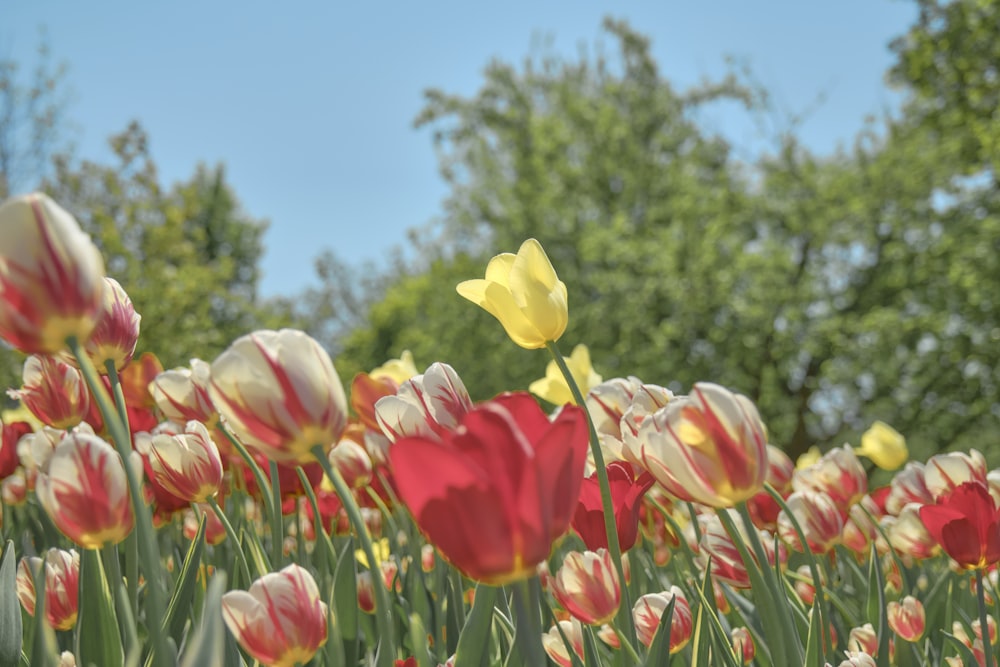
162,516 -> 207,643
409,613 -> 435,667
0,541 -> 22,667
178,573 -> 228,667
77,548 -> 124,667
332,537 -> 359,666
454,584 -> 497,667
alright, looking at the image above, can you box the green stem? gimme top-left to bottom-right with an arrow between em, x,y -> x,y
220,426 -> 275,522
104,361 -> 139,623
613,625 -> 643,665
68,337 -> 171,667
312,445 -> 395,667
511,578 -> 546,667
545,340 -> 636,646
978,568 -> 996,667
269,460 -> 284,567
206,498 -> 251,584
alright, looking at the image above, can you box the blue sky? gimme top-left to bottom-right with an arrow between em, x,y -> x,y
5,1 -> 917,297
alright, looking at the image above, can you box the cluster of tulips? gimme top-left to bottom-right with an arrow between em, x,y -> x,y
0,192 -> 998,667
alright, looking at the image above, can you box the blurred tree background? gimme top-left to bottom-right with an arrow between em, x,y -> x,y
2,0 -> 998,461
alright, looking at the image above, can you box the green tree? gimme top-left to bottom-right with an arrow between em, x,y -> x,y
1,122 -> 296,392
331,15 -> 1000,461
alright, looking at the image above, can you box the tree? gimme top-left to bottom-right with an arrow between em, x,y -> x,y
331,15 -> 999,461
1,122 -> 297,392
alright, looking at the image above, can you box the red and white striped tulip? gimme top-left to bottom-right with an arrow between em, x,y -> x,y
10,355 -> 90,429
0,193 -> 106,355
633,586 -> 694,652
58,276 -> 140,372
924,450 -> 988,501
541,619 -> 584,667
328,437 -> 373,489
222,564 -> 329,667
778,491 -> 845,554
35,431 -> 134,549
374,362 -> 472,442
209,329 -> 348,464
16,548 -> 80,630
150,359 -> 217,425
887,595 -> 925,642
142,420 -> 223,503
551,549 -> 621,626
632,382 -> 769,508
731,626 -> 755,665
885,462 -> 933,516
793,444 -> 868,513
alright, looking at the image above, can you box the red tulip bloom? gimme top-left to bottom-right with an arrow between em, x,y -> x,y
1,419 -> 32,480
389,392 -> 588,585
920,481 -> 1000,570
572,461 -> 654,551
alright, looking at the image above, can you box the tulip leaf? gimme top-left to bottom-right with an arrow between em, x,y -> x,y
161,516 -> 207,645
0,541 -> 22,667
408,613 -> 435,667
803,598 -> 822,667
25,553 -> 58,667
641,595 -> 674,667
689,566 -> 739,667
178,573 -> 227,667
866,544 -> 892,667
454,583 -> 497,667
333,536 -> 359,666
943,631 -> 980,666
77,547 -> 124,667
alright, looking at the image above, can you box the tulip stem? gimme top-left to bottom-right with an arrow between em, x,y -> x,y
312,444 -> 395,667
511,578 -> 545,667
269,460 -> 284,567
220,426 -> 276,526
67,338 -> 171,667
105,361 -> 139,622
545,340 -> 636,645
613,625 -> 643,665
977,568 -> 996,667
206,498 -> 252,584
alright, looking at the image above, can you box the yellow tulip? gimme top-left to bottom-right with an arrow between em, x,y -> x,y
529,344 -> 602,405
795,446 -> 822,470
456,238 -> 568,349
856,421 -> 908,470
369,350 -> 418,385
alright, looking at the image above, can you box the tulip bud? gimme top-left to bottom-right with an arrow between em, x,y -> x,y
210,329 -> 348,464
634,382 -> 769,508
375,362 -> 472,442
633,586 -> 693,652
16,548 -> 81,630
857,421 -> 908,470
793,445 -> 867,513
778,491 -> 845,554
58,276 -> 140,372
10,356 -> 90,429
149,359 -> 217,425
541,619 -> 584,667
839,653 -> 878,667
0,193 -> 106,355
328,437 -> 373,489
731,626 -> 755,665
143,420 -> 223,503
222,564 -> 329,666
2,470 -> 27,505
183,506 -> 227,545
551,549 -> 621,626
848,623 -> 878,656
35,431 -> 134,548
887,595 -> 925,642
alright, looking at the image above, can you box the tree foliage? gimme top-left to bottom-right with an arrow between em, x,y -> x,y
331,13 -> 1000,460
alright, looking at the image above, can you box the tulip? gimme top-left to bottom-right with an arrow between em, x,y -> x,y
149,359 -> 217,425
0,193 -> 106,355
1,418 -> 32,480
700,511 -> 785,589
731,627 -> 755,665
842,495 -> 881,555
328,437 -> 373,489
885,462 -> 933,515
35,431 -> 133,549
633,587 -> 694,652
10,355 -> 90,429
551,549 -> 621,625
856,421 -> 908,470
848,623 -> 878,655
142,420 -> 223,503
222,564 -> 329,667
794,565 -> 817,606
633,382 -> 768,508
57,276 -> 140,372
888,595 -> 925,641
16,548 -> 80,630
885,503 -> 940,560
839,653 -> 878,667
2,470 -> 27,505
456,238 -> 568,349
793,444 -> 867,513
530,344 -> 602,406
920,481 -> 1000,570
374,362 -> 472,442
541,619 -> 584,667
924,450 -> 988,501
389,392 -> 589,584
586,377 -> 674,439
778,491 -> 844,554
572,461 -> 654,552
183,506 -> 227,545
209,329 -> 348,464
747,444 -> 795,529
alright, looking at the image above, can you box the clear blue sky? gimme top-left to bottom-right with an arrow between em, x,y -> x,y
4,1 -> 917,298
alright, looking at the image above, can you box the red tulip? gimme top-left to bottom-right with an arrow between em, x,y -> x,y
0,419 -> 32,480
920,481 -> 1000,570
572,461 -> 654,552
389,392 -> 588,584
